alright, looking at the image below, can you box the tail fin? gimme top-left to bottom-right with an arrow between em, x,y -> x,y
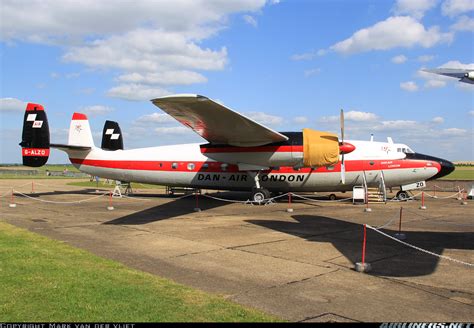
19,103 -> 50,167
69,113 -> 95,147
101,120 -> 124,151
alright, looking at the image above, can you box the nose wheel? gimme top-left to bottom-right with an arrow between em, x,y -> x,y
396,191 -> 409,201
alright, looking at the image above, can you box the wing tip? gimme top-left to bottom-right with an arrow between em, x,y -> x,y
151,94 -> 206,103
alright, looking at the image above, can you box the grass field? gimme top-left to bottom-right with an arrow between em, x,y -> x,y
0,165 -> 82,179
0,221 -> 279,322
439,166 -> 474,180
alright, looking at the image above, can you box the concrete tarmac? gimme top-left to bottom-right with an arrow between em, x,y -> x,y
1,179 -> 473,322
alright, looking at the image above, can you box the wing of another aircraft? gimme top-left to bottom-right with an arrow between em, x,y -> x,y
151,94 -> 289,147
423,68 -> 474,84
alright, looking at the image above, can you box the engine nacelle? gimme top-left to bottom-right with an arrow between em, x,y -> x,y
465,71 -> 474,81
201,128 -> 342,169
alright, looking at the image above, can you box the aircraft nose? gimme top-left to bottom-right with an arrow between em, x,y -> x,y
431,158 -> 455,180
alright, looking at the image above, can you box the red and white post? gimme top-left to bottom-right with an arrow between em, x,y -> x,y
419,191 -> 427,210
394,207 -> 406,240
461,190 -> 468,205
355,224 -> 371,273
194,190 -> 201,212
286,192 -> 294,213
9,188 -> 16,208
364,190 -> 372,212
107,191 -> 114,210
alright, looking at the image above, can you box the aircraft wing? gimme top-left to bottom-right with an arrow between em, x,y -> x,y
151,94 -> 288,147
423,68 -> 474,84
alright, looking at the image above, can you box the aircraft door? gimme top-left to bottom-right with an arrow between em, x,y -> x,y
363,159 -> 380,184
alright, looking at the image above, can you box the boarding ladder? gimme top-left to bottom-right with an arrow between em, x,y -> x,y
365,170 -> 387,203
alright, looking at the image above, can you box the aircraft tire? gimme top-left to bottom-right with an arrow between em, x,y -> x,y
252,188 -> 271,204
396,191 -> 409,201
328,193 -> 337,200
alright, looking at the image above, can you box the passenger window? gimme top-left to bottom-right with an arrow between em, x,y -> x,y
172,163 -> 178,169
202,163 -> 209,170
221,163 -> 228,171
187,163 -> 195,171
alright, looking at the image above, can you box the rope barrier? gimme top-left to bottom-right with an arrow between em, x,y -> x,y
366,224 -> 474,267
290,193 -> 353,203
424,191 -> 463,199
13,190 -> 107,204
433,185 -> 463,192
0,182 -> 32,190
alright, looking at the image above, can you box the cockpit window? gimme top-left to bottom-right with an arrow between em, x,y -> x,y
398,147 -> 414,154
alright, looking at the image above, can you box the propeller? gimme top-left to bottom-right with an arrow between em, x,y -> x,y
340,109 -> 346,184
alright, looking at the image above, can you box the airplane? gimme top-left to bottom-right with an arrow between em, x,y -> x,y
19,94 -> 455,202
423,68 -> 474,84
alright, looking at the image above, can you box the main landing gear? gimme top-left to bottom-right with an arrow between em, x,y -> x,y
252,188 -> 271,203
248,171 -> 271,203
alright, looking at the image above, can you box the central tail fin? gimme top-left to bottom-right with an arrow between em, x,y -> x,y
68,113 -> 95,147
101,120 -> 124,150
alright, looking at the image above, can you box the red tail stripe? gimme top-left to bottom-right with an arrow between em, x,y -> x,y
26,103 -> 44,111
72,112 -> 88,120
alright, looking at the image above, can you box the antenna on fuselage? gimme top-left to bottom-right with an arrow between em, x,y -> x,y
370,134 -> 374,142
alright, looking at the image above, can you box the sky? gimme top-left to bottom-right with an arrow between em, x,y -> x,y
1,0 -> 473,163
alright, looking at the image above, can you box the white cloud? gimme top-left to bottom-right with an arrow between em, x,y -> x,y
133,113 -> 175,126
320,110 -> 378,123
243,15 -> 258,27
442,0 -> 474,17
393,0 -> 438,19
80,105 -> 114,117
431,116 -> 445,123
418,55 -> 434,62
107,84 -> 170,101
1,1 -> 268,42
154,126 -> 192,135
1,1 -> 269,99
50,72 -> 60,79
63,29 -> 228,73
374,120 -> 419,131
400,81 -> 419,91
391,55 -> 408,64
293,116 -> 309,124
425,79 -> 447,88
451,15 -> 474,31
117,71 -> 207,85
441,127 -> 467,136
304,68 -> 321,77
439,60 -> 474,69
66,72 -> 81,79
0,98 -> 26,112
469,110 -> 474,116
245,112 -> 283,126
330,16 -> 453,55
290,49 -> 326,61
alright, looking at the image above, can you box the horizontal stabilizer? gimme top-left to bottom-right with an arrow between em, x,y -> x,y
50,143 -> 91,151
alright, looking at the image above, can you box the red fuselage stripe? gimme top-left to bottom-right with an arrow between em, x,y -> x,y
70,158 -> 440,173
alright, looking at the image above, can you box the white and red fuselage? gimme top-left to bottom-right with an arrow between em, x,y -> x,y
67,139 -> 451,192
